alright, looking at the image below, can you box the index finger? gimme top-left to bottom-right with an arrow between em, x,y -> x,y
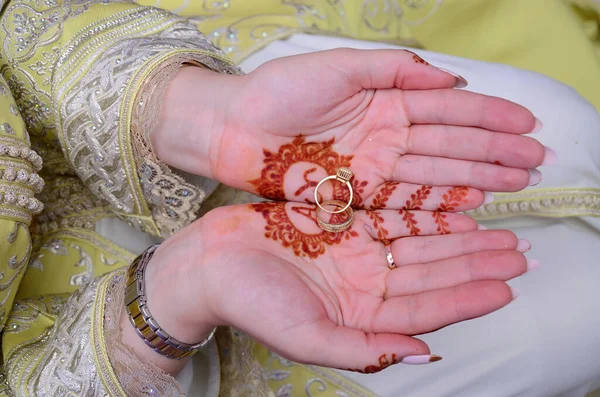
402,89 -> 540,134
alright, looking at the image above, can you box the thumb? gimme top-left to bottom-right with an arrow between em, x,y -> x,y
277,320 -> 442,372
309,48 -> 467,91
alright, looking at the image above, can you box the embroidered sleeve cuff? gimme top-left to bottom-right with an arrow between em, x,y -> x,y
54,3 -> 239,237
131,52 -> 240,237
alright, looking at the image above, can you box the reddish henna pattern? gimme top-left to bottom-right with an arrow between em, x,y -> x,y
437,186 -> 469,212
364,183 -> 399,242
248,136 -> 365,205
399,210 -> 421,236
368,182 -> 399,210
395,185 -> 432,236
413,55 -> 429,65
405,185 -> 432,210
251,202 -> 358,259
432,187 -> 470,234
366,210 -> 390,243
294,167 -> 318,197
334,178 -> 368,207
347,354 -> 400,374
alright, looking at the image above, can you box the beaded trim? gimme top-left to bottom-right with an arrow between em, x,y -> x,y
468,188 -> 600,220
0,142 -> 43,172
0,167 -> 44,193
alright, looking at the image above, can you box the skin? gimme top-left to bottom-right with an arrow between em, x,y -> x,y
125,202 -> 528,375
121,49 -> 549,376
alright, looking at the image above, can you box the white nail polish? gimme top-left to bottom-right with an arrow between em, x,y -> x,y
483,191 -> 494,205
541,147 -> 558,166
528,169 -> 543,186
438,67 -> 468,88
529,118 -> 543,134
526,259 -> 541,273
400,354 -> 443,365
510,287 -> 521,301
516,238 -> 531,252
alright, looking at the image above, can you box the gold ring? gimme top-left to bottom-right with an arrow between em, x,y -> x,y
385,245 -> 397,270
316,199 -> 354,233
314,167 -> 354,214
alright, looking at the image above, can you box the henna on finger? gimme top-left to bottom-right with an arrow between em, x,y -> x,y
433,186 -> 469,234
346,352 -> 442,373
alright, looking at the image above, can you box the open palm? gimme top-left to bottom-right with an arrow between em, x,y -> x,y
168,202 -> 528,372
211,49 -> 546,212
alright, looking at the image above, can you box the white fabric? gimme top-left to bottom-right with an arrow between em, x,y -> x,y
97,34 -> 600,396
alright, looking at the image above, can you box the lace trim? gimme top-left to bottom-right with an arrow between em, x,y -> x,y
467,188 -> 600,220
98,269 -> 186,396
131,53 -> 240,236
216,328 -> 274,397
54,5 -> 239,237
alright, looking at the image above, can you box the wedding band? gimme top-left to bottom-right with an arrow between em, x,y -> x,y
316,199 -> 354,232
385,245 -> 397,270
314,167 -> 354,214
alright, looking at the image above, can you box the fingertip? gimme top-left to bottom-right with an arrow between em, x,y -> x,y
437,67 -> 468,88
529,118 -> 543,134
541,146 -> 558,166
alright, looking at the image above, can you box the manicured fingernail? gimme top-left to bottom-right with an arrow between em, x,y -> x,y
529,118 -> 543,134
517,238 -> 531,252
526,259 -> 540,273
438,67 -> 468,88
541,147 -> 558,166
477,224 -> 488,230
483,191 -> 494,205
510,287 -> 520,301
400,354 -> 443,365
528,169 -> 543,186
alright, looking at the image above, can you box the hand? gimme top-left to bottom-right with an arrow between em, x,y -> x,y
144,202 -> 532,372
153,49 -> 552,213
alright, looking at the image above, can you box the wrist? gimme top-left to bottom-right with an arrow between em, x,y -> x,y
143,228 -> 219,345
150,65 -> 238,180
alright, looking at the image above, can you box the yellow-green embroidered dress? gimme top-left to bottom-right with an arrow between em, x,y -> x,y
0,0 -> 599,396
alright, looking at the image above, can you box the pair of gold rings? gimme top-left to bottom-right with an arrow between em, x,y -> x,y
314,167 -> 354,233
313,167 -> 397,271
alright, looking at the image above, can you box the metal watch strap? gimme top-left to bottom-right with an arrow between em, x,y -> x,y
125,244 -> 216,359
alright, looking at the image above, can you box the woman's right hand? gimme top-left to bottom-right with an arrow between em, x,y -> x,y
142,201 -> 533,373
153,49 -> 552,212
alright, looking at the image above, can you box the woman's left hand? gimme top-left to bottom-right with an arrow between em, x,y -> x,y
154,49 -> 552,212
145,202 -> 531,373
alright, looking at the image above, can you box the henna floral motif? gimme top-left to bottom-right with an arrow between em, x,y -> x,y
347,354 -> 400,374
396,185 -> 432,236
366,210 -> 389,243
405,185 -> 432,210
432,186 -> 469,234
334,178 -> 368,207
251,202 -> 358,259
368,182 -> 399,210
365,183 -> 399,242
249,136 -> 366,205
399,210 -> 421,236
